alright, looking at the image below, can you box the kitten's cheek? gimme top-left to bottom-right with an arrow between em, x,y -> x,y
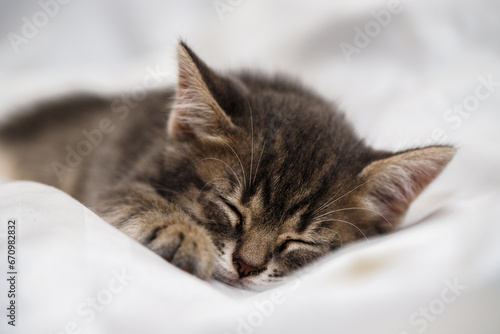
147,223 -> 216,280
213,244 -> 240,281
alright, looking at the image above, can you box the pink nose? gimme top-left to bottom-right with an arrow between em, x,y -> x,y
234,258 -> 263,278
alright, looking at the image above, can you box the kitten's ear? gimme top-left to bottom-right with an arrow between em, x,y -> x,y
168,42 -> 235,141
357,146 -> 455,230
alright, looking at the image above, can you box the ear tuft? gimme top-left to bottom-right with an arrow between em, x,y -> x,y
168,42 -> 233,141
358,146 -> 455,227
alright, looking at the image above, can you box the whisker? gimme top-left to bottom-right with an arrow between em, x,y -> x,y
220,139 -> 247,188
248,101 -> 254,188
312,207 -> 393,228
314,218 -> 368,241
197,177 -> 239,196
200,158 -> 242,188
253,142 -> 266,186
314,226 -> 344,246
314,176 -> 378,217
312,181 -> 347,215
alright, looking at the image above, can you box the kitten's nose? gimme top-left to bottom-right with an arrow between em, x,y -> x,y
234,258 -> 263,278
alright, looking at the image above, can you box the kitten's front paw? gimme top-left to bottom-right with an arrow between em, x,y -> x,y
147,223 -> 215,280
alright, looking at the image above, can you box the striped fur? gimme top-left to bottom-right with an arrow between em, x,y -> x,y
0,42 -> 454,289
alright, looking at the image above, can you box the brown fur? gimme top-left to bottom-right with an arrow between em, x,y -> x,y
0,42 -> 455,289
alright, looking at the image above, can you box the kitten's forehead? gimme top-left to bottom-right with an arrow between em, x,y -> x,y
233,142 -> 340,231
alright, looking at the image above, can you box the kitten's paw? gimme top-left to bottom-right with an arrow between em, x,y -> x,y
147,223 -> 215,280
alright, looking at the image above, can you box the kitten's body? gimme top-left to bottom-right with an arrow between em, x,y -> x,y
0,91 -> 172,203
0,43 -> 454,289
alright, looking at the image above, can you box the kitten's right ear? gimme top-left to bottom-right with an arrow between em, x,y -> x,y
168,42 -> 235,142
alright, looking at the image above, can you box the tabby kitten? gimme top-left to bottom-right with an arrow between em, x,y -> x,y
0,42 -> 454,289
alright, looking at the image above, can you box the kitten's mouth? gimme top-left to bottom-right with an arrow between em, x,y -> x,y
216,275 -> 247,288
219,275 -> 283,291
214,271 -> 255,290
224,278 -> 246,289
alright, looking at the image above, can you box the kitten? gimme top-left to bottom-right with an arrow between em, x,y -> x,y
0,42 -> 454,289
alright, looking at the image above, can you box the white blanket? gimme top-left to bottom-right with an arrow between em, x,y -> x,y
1,0 -> 500,333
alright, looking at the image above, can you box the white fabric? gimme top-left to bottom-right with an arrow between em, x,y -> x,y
1,0 -> 500,333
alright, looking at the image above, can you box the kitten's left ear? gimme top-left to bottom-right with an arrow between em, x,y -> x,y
168,42 -> 238,142
357,146 -> 455,230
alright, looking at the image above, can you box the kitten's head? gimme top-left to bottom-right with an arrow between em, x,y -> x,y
161,42 -> 455,289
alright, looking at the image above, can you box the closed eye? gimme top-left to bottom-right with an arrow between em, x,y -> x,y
277,239 -> 316,253
219,196 -> 243,226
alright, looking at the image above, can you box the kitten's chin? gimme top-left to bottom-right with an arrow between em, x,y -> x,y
218,278 -> 265,291
214,272 -> 283,291
219,277 -> 248,289
214,271 -> 253,290
213,272 -> 249,289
